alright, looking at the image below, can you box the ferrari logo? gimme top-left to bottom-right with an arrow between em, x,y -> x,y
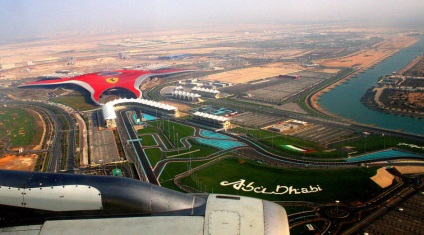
106,77 -> 119,84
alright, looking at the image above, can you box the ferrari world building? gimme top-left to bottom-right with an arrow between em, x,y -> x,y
19,69 -> 190,105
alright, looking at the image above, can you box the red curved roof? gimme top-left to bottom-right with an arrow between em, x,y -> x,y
20,69 -> 189,104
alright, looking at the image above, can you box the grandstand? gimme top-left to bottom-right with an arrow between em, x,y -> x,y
191,111 -> 230,130
102,98 -> 178,128
191,86 -> 220,98
171,90 -> 201,102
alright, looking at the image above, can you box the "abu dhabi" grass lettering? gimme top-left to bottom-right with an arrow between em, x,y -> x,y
220,179 -> 322,195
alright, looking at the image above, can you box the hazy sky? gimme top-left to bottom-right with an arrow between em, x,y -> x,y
1,0 -> 423,40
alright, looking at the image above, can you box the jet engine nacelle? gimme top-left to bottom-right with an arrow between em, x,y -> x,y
0,170 -> 289,235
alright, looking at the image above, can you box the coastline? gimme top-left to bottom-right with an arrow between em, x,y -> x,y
309,36 -> 420,124
398,53 -> 424,75
361,87 -> 424,119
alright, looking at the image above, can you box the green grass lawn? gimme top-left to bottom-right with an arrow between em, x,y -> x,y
335,134 -> 424,154
137,126 -> 158,134
140,135 -> 157,146
232,127 -> 343,159
231,127 -> 424,159
138,125 -> 218,159
179,158 -> 384,203
52,92 -> 97,111
144,148 -> 163,168
165,140 -> 219,159
155,120 -> 195,142
0,107 -> 42,147
138,125 -> 172,149
159,159 -> 211,182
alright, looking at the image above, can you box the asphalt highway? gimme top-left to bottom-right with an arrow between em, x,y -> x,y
6,101 -> 80,173
120,110 -> 159,185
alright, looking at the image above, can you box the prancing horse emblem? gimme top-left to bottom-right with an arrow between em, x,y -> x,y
106,77 -> 119,84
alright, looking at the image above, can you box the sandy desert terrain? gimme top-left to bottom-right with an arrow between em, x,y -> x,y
202,62 -> 303,84
0,154 -> 37,171
316,36 -> 418,68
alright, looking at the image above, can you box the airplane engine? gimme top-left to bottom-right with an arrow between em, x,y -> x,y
0,170 -> 289,235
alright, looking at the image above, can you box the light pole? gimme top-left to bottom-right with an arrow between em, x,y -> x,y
189,146 -> 192,172
335,200 -> 340,213
155,109 -> 158,127
99,159 -> 103,173
364,133 -> 367,152
382,133 -> 385,149
177,133 -> 179,155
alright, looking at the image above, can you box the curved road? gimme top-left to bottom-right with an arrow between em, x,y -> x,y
124,117 -> 424,183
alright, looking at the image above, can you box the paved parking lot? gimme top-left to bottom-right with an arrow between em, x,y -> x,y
231,112 -> 283,128
221,71 -> 332,103
292,124 -> 352,144
87,111 -> 120,165
361,192 -> 424,234
90,130 -> 120,164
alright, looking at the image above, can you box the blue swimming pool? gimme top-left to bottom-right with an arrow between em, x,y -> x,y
346,149 -> 423,162
132,113 -> 144,124
200,130 -> 233,140
143,113 -> 157,121
195,138 -> 246,150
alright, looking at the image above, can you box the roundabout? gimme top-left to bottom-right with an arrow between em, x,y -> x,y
324,206 -> 350,219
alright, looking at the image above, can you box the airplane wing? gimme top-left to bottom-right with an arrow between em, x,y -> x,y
0,170 -> 289,235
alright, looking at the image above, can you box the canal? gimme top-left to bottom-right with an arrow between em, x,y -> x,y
319,36 -> 424,136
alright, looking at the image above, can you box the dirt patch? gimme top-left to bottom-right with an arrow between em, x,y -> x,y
312,68 -> 341,74
317,49 -> 391,68
0,154 -> 37,171
315,36 -> 418,69
378,36 -> 418,49
371,167 -> 394,188
408,92 -> 424,109
203,62 -> 303,84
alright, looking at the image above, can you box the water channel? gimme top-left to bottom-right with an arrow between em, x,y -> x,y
319,36 -> 424,136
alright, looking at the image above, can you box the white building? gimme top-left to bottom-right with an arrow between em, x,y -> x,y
171,90 -> 201,102
102,98 -> 178,128
191,86 -> 220,98
192,111 -> 230,130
